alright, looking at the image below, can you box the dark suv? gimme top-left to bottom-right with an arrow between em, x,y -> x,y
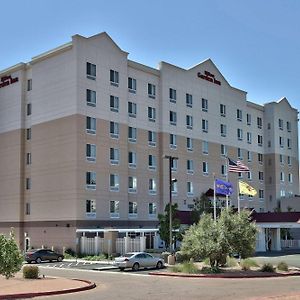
25,249 -> 64,264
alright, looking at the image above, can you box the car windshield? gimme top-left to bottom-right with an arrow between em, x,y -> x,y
123,253 -> 135,258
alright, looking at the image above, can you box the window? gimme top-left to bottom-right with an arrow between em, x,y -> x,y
26,178 -> 31,190
86,172 -> 96,190
110,148 -> 119,165
237,128 -> 243,141
280,154 -> 283,164
257,117 -> 262,129
186,115 -> 193,129
171,158 -> 178,172
287,121 -> 291,132
86,199 -> 96,218
169,88 -> 176,103
110,200 -> 119,218
128,77 -> 136,92
220,104 -> 226,117
238,172 -> 243,179
247,132 -> 252,144
25,203 -> 30,215
171,181 -> 178,194
202,141 -> 209,154
148,107 -> 156,122
267,123 -> 271,129
280,172 -> 285,182
288,156 -> 291,166
187,137 -> 193,151
220,124 -> 226,137
287,138 -> 292,149
149,179 -> 157,195
148,155 -> 157,170
148,131 -> 157,146
148,203 -> 157,216
202,162 -> 208,174
279,136 -> 284,148
280,190 -> 285,198
110,95 -> 119,112
128,151 -> 137,168
27,79 -> 32,91
170,134 -> 177,149
148,83 -> 156,98
86,89 -> 96,107
187,159 -> 194,174
110,121 -> 119,138
128,127 -> 137,143
128,202 -> 138,217
86,116 -> 96,134
86,62 -> 96,79
27,103 -> 32,116
247,113 -> 251,125
237,148 -> 243,160
186,93 -> 193,107
288,173 -> 293,183
110,69 -> 119,86
258,153 -> 263,164
26,128 -> 31,140
202,119 -> 208,133
110,174 -> 119,191
221,144 -> 227,156
26,153 -> 31,165
86,144 -> 96,162
202,98 -> 208,112
268,140 -> 271,148
279,118 -> 283,130
247,151 -> 252,162
221,165 -> 227,176
237,109 -> 242,121
258,135 -> 263,146
259,171 -> 264,181
128,177 -> 137,193
248,171 -> 252,180
170,111 -> 177,125
187,182 -> 194,196
128,101 -> 137,117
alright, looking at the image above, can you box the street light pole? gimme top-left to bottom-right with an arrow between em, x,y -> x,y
163,155 -> 178,253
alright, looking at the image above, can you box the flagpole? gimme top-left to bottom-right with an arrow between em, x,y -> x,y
213,173 -> 216,221
237,177 -> 240,214
226,157 -> 229,209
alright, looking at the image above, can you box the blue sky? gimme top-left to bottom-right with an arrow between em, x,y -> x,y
1,0 -> 299,111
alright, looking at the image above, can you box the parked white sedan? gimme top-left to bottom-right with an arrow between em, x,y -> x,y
114,252 -> 164,271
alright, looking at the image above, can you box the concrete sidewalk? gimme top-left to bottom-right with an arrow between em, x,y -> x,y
0,273 -> 95,299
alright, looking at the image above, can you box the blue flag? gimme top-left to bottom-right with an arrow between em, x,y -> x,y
215,179 -> 233,196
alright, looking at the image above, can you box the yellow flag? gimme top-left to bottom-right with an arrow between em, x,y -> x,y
239,180 -> 257,196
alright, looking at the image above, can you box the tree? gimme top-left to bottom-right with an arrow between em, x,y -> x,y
158,203 -> 181,250
0,230 -> 24,279
180,209 -> 257,267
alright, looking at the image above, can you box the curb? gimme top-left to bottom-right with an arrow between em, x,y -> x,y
0,279 -> 96,299
148,271 -> 300,279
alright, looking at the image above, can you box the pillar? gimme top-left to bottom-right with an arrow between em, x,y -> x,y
274,228 -> 281,251
256,226 -> 266,252
140,234 -> 146,252
103,230 -> 118,254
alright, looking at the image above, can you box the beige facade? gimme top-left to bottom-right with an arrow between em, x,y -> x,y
0,32 -> 299,251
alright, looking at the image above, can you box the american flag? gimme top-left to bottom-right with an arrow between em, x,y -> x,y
228,157 -> 250,173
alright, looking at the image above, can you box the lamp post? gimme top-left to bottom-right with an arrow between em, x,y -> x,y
163,155 -> 178,253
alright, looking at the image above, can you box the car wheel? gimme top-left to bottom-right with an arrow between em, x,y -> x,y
132,262 -> 139,271
57,256 -> 63,262
119,267 -> 125,271
156,261 -> 163,269
36,257 -> 42,264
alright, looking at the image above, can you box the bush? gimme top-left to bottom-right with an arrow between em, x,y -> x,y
226,256 -> 238,267
64,248 -> 75,257
82,254 -> 107,261
161,251 -> 171,263
260,263 -> 275,273
277,261 -> 288,272
240,258 -> 259,271
23,265 -> 39,279
200,266 -> 221,274
175,251 -> 190,263
203,257 -> 210,266
172,262 -> 200,274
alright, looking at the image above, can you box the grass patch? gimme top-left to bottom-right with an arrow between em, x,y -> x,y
226,256 -> 238,267
82,254 -> 108,261
171,262 -> 200,274
240,258 -> 259,271
200,266 -> 221,274
277,261 -> 288,271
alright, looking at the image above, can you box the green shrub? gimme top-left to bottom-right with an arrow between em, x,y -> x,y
175,251 -> 190,263
203,257 -> 210,266
64,248 -> 75,257
260,263 -> 275,273
23,265 -> 39,279
277,261 -> 288,272
200,266 -> 221,274
82,254 -> 107,261
171,262 -> 200,274
226,256 -> 238,267
240,258 -> 259,271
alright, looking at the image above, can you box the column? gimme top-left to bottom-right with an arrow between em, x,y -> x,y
140,233 -> 146,252
256,226 -> 266,252
274,228 -> 281,251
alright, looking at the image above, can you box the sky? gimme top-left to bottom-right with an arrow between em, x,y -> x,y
0,0 -> 299,112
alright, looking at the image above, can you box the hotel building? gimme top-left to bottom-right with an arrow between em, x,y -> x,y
0,32 -> 299,251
